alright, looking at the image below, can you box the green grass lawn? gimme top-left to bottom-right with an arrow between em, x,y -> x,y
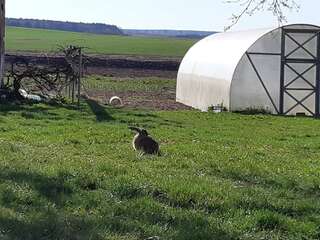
5,27 -> 196,57
0,101 -> 320,239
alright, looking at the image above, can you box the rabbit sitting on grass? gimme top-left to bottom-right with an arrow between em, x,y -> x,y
129,127 -> 160,156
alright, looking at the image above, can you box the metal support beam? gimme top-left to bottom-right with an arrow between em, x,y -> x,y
284,63 -> 316,89
283,29 -> 320,34
246,52 -> 281,56
284,90 -> 315,116
246,52 -> 279,114
286,88 -> 315,91
285,58 -> 317,64
280,28 -> 286,115
285,32 -> 317,59
316,32 -> 320,117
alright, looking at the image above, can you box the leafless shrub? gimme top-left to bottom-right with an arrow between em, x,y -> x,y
6,45 -> 86,102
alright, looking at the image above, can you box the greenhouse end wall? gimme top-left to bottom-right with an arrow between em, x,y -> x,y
177,24 -> 320,116
176,27 -> 274,112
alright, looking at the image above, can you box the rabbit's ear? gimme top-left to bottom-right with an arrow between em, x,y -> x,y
141,129 -> 149,136
128,126 -> 141,132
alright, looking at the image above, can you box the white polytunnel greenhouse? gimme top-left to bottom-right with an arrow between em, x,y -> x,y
176,24 -> 320,117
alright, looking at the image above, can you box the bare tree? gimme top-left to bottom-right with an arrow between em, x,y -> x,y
225,0 -> 300,31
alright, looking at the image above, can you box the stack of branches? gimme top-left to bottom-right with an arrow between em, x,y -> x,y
6,45 -> 86,101
58,45 -> 86,78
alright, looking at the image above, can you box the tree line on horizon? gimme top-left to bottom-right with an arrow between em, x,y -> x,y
6,18 -> 216,39
6,18 -> 124,35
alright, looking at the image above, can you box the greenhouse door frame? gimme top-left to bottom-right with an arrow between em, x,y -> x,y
279,28 -> 320,117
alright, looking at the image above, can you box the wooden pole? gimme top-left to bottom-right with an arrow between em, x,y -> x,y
78,48 -> 82,106
0,0 -> 5,88
72,79 -> 75,103
65,75 -> 68,96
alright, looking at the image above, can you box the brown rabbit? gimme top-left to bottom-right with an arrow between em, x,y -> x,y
129,127 -> 160,155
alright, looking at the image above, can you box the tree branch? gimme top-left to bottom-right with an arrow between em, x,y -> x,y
224,0 -> 300,31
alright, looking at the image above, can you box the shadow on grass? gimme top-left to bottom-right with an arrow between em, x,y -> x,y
0,167 -> 235,240
85,98 -> 114,122
0,167 -> 104,240
0,100 -> 112,123
0,101 -> 79,119
0,212 -> 102,240
0,168 -> 73,206
0,97 -> 184,127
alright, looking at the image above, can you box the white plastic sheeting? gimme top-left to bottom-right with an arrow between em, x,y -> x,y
177,24 -> 320,116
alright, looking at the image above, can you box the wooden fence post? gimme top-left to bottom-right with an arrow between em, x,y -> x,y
78,48 -> 82,106
0,0 -> 5,88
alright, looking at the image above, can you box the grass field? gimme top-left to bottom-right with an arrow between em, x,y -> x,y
0,100 -> 320,239
5,27 -> 196,57
83,76 -> 176,92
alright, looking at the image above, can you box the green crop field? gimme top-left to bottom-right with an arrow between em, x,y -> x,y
83,76 -> 176,92
0,100 -> 320,239
5,27 -> 196,57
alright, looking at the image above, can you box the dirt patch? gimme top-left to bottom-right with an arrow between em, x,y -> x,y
85,89 -> 191,111
5,52 -> 181,71
5,53 -> 190,111
5,53 -> 180,78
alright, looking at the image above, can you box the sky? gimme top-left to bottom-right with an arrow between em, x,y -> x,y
6,0 -> 320,31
